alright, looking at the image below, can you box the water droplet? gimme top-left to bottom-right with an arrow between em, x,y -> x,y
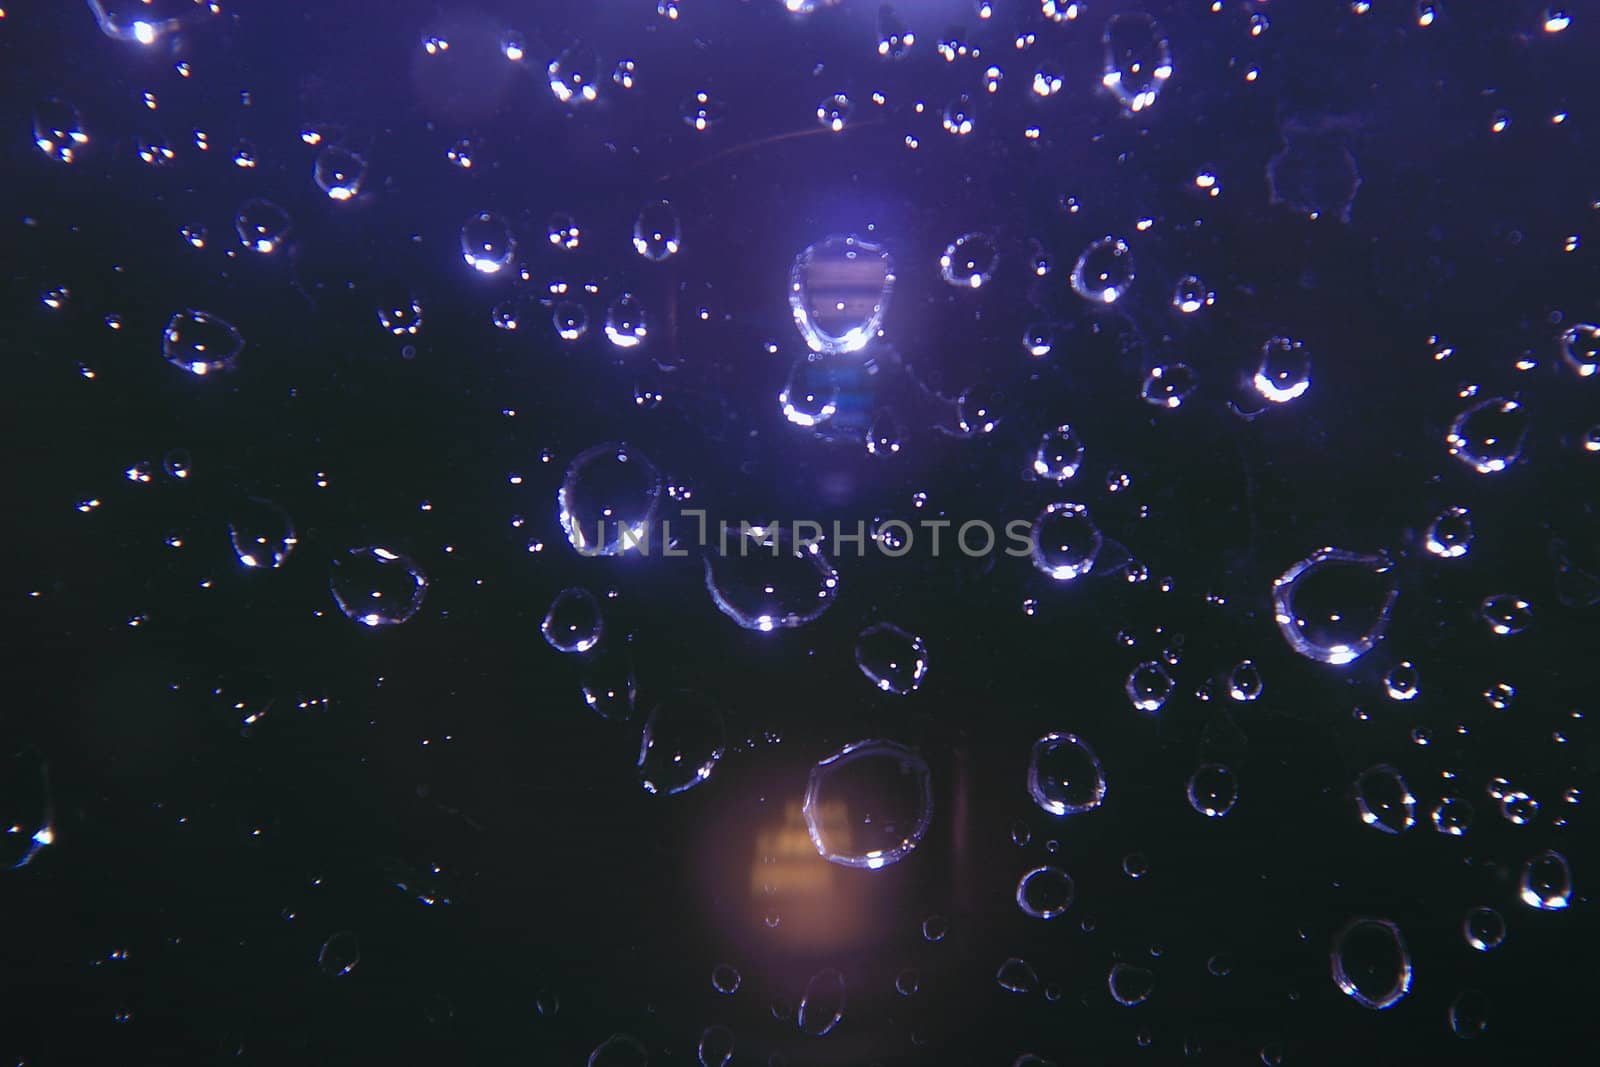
1016,866 -> 1075,919
1559,322 -> 1599,377
804,740 -> 932,869
1431,796 -> 1473,835
1071,236 -> 1134,304
680,90 -> 726,130
1027,733 -> 1107,816
1449,990 -> 1490,1040
228,498 -> 297,569
940,232 -> 999,289
1187,764 -> 1238,817
1171,274 -> 1214,314
1108,963 -> 1154,1006
877,5 -> 915,58
711,963 -> 741,994
558,443 -> 662,556
460,212 -> 516,274
317,931 -> 359,977
1272,548 -> 1397,665
547,212 -> 582,251
163,309 -> 243,376
33,97 -> 87,163
1140,364 -> 1198,408
941,94 -> 975,136
1479,594 -> 1532,636
816,92 -> 853,132
601,292 -> 649,350
922,915 -> 947,942
1030,502 -> 1102,581
632,200 -> 681,261
1331,918 -> 1412,1010
554,301 -> 589,341
1446,397 -> 1529,474
638,694 -> 725,796
1483,682 -> 1516,710
330,547 -> 428,627
1383,662 -> 1420,701
1519,850 -> 1572,910
797,968 -> 846,1036
997,957 -> 1039,995
697,1024 -> 734,1067
779,359 -> 840,427
541,588 -> 603,653
704,529 -> 839,631
1355,765 -> 1415,833
587,1034 -> 647,1067
235,198 -> 291,253
894,968 -> 919,996
867,410 -> 905,457
789,235 -> 894,355
1253,337 -> 1311,403
580,640 -> 637,722
1501,791 -> 1540,825
1,747 -> 54,869
1423,506 -> 1474,558
1463,907 -> 1505,951
1126,662 -> 1177,713
1101,13 -> 1173,113
313,145 -> 366,201
376,287 -> 423,336
854,623 -> 929,694
1032,426 -> 1084,482
1226,660 -> 1263,702
549,44 -> 601,104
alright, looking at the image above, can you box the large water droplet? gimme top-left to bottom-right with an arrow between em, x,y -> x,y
1187,764 -> 1238,817
228,497 -> 296,569
1030,502 -> 1102,581
789,235 -> 894,355
1330,918 -> 1412,1010
1016,866 -> 1075,919
1071,236 -> 1134,304
1126,661 -> 1174,713
804,740 -> 932,869
1446,397 -> 1528,474
1101,13 -> 1173,113
1354,764 -> 1415,834
854,623 -> 929,694
637,694 -> 724,796
1272,548 -> 1397,665
1519,849 -> 1571,910
163,310 -> 243,376
558,443 -> 663,556
460,212 -> 516,274
1032,425 -> 1084,482
704,529 -> 839,631
542,587 -> 604,653
940,232 -> 999,289
797,968 -> 846,1036
330,547 -> 429,627
1027,733 -> 1107,816
549,43 -> 601,104
604,292 -> 649,349
1462,907 -> 1506,951
997,957 -> 1039,995
587,1034 -> 647,1067
632,200 -> 681,261
1253,337 -> 1311,403
1559,322 -> 1599,377
235,198 -> 291,253
1108,963 -> 1154,1006
313,145 -> 366,201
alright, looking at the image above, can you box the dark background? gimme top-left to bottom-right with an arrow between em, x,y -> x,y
1,0 -> 1595,1063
